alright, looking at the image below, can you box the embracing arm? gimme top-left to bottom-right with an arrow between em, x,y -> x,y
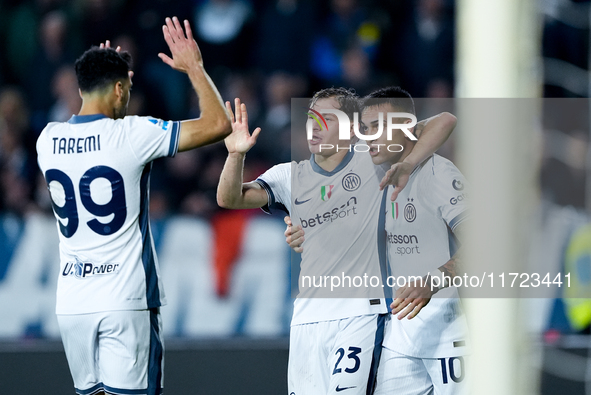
404,112 -> 457,168
158,17 -> 231,151
216,98 -> 268,209
380,112 -> 457,201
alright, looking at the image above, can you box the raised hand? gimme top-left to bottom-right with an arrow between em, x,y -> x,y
379,161 -> 414,201
158,17 -> 203,73
224,98 -> 261,155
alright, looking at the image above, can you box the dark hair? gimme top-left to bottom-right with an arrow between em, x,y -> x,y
363,86 -> 415,115
75,47 -> 132,93
309,87 -> 360,119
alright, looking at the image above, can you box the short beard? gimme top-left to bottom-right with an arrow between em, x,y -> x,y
113,105 -> 127,119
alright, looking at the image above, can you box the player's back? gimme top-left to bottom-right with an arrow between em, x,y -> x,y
37,114 -> 180,315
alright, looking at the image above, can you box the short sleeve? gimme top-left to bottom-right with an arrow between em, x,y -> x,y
420,157 -> 468,232
123,116 -> 181,163
255,162 -> 292,215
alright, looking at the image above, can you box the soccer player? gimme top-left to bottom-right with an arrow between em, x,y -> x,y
217,89 -> 456,394
36,17 -> 231,395
362,87 -> 468,395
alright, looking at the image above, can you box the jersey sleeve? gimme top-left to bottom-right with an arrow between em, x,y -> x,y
123,116 -> 181,163
421,157 -> 468,232
255,162 -> 291,215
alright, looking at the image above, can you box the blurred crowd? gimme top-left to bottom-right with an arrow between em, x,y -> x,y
0,0 -> 588,221
0,0 -> 457,219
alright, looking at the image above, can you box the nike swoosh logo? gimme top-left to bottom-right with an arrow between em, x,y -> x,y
294,198 -> 312,205
336,385 -> 356,392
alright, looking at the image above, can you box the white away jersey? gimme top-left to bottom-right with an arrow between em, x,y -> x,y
383,154 -> 469,358
37,114 -> 180,314
257,148 -> 389,326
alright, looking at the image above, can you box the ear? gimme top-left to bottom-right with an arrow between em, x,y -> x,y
114,81 -> 124,100
78,88 -> 83,99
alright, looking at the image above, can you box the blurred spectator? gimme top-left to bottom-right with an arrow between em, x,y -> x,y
310,0 -> 383,89
3,1 -> 40,84
338,45 -> 373,94
426,79 -> 453,98
193,0 -> 255,75
121,0 -> 192,119
543,16 -> 588,97
257,71 -> 306,163
48,65 -> 81,122
223,72 -> 262,125
72,0 -> 125,50
26,10 -> 76,130
384,0 -> 455,97
254,0 -> 315,74
0,88 -> 37,215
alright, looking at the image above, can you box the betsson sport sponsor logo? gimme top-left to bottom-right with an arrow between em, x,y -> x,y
387,232 -> 421,255
62,258 -> 120,279
300,196 -> 358,228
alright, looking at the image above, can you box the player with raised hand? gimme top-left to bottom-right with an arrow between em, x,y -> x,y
217,88 -> 456,394
36,16 -> 230,395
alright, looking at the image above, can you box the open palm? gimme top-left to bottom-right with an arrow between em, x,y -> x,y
225,98 -> 261,155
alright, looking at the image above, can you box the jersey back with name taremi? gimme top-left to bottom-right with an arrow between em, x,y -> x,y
257,148 -> 389,326
37,114 -> 180,315
384,154 -> 469,358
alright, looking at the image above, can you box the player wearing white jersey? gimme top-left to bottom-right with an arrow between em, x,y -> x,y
37,18 -> 231,395
361,87 -> 468,395
217,89 -> 456,394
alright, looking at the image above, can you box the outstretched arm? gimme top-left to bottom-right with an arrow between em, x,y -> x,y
159,17 -> 231,151
390,221 -> 466,320
380,112 -> 457,201
217,98 -> 268,209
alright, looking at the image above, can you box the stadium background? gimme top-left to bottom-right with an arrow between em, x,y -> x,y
0,0 -> 590,393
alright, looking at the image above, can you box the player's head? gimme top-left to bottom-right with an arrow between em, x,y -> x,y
75,47 -> 133,119
361,86 -> 416,166
307,87 -> 360,157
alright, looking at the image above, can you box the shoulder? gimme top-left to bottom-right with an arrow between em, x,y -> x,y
38,121 -> 61,137
432,154 -> 460,173
258,162 -> 293,185
266,161 -> 294,175
417,154 -> 461,179
37,121 -> 67,146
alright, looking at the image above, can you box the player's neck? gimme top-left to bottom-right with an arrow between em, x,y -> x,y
314,149 -> 349,172
79,96 -> 115,119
